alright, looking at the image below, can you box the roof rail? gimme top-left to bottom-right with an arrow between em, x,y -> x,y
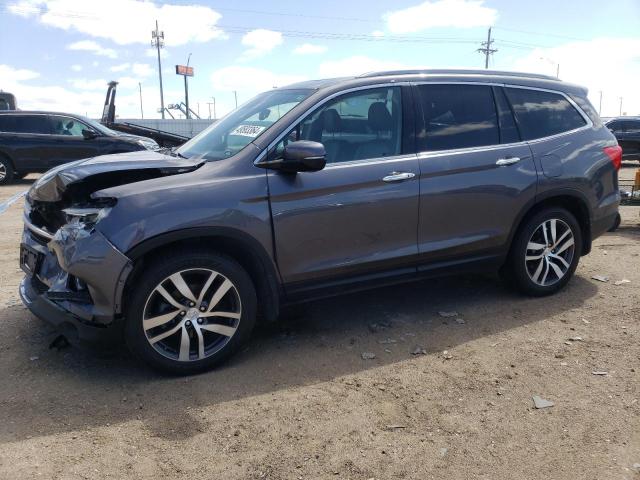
357,69 -> 559,81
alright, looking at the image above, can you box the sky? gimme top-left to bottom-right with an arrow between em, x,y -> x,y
1,0 -> 639,120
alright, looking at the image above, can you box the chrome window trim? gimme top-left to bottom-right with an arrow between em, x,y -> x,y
255,80 -> 594,168
324,153 -> 418,170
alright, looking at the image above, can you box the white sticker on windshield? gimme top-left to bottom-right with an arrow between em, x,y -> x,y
230,125 -> 265,137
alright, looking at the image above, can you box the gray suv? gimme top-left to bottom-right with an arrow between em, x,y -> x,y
20,69 -> 621,374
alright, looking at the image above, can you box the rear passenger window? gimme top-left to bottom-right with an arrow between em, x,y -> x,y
0,115 -> 49,134
505,88 -> 586,140
416,84 -> 500,152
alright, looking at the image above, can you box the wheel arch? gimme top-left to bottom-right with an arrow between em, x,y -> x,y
507,189 -> 593,258
0,150 -> 16,170
123,227 -> 282,322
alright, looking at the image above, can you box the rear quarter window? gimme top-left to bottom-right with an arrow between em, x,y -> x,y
505,88 -> 587,141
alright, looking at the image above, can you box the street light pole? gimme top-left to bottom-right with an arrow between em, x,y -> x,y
233,91 -> 238,109
184,53 -> 192,119
138,82 -> 144,118
598,91 -> 602,116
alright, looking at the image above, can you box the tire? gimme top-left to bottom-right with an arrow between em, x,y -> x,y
607,213 -> 621,232
0,157 -> 14,185
504,207 -> 582,296
124,249 -> 257,374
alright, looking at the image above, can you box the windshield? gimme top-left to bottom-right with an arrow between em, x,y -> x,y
176,88 -> 312,161
82,116 -> 118,136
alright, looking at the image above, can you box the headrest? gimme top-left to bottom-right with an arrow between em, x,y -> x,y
322,108 -> 341,133
368,102 -> 392,132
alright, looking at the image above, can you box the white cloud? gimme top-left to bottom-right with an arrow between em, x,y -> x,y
241,29 -> 283,60
132,63 -> 154,77
293,43 -> 328,55
110,63 -> 130,72
7,0 -> 225,46
71,64 -> 83,72
69,78 -> 108,90
68,40 -> 118,59
384,0 -> 497,33
318,56 -> 411,78
371,30 -> 385,37
0,64 -> 40,83
505,37 -> 640,117
117,76 -> 143,89
211,66 -> 305,94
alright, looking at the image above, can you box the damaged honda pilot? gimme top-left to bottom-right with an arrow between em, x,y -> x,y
20,70 -> 621,374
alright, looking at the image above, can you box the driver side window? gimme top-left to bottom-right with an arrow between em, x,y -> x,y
51,116 -> 89,136
273,87 -> 402,164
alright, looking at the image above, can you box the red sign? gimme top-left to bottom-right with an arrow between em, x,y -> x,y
175,65 -> 194,77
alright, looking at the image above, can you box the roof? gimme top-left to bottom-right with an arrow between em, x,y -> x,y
283,69 -> 587,97
0,110 -> 86,117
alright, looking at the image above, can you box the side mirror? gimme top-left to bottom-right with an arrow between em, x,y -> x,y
82,129 -> 99,140
258,140 -> 326,173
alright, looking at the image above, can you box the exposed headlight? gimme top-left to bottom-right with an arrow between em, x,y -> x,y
138,139 -> 159,150
62,204 -> 112,229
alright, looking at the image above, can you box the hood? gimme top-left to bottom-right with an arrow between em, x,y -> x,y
29,150 -> 204,203
114,131 -> 156,144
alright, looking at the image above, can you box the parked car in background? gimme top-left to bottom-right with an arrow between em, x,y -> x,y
0,111 -> 159,184
20,69 -> 621,374
605,117 -> 640,163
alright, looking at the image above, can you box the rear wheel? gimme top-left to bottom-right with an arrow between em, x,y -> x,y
124,250 -> 257,374
505,208 -> 582,296
0,158 -> 14,185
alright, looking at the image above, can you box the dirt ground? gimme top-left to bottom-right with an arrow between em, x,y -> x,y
0,166 -> 638,480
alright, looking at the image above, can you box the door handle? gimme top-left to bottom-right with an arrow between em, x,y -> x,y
496,157 -> 521,166
382,172 -> 415,182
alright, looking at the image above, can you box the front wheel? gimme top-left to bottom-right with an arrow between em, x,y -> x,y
124,250 -> 257,374
504,208 -> 582,296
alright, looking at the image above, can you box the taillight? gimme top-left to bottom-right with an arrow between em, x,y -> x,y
603,145 -> 622,171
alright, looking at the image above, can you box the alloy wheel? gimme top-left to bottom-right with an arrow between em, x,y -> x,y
525,218 -> 575,287
0,163 -> 6,181
142,268 -> 242,362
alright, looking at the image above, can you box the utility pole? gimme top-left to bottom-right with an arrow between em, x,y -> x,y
556,63 -> 560,79
477,27 -> 497,69
151,20 -> 165,119
619,96 -> 623,116
598,91 -> 602,116
138,82 -> 144,118
233,91 -> 238,109
212,97 -> 216,119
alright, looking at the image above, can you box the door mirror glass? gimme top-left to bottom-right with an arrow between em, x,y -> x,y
82,128 -> 99,140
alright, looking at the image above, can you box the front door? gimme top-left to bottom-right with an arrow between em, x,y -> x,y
267,86 -> 420,287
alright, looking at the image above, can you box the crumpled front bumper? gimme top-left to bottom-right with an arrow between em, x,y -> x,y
20,220 -> 132,342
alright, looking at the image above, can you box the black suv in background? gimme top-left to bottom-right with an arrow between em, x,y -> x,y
20,70 -> 621,374
0,111 -> 158,184
605,117 -> 640,162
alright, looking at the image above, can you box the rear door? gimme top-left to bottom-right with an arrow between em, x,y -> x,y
0,114 -> 52,171
267,85 -> 421,288
414,83 -> 536,267
47,115 -> 106,167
